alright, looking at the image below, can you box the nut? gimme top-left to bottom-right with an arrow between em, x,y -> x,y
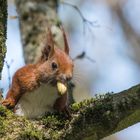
57,82 -> 67,95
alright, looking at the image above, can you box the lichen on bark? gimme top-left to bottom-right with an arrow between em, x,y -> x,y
0,0 -> 7,79
0,105 -> 45,139
15,0 -> 59,64
1,84 -> 140,139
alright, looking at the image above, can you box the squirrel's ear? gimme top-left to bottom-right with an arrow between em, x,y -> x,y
60,26 -> 69,55
42,27 -> 54,60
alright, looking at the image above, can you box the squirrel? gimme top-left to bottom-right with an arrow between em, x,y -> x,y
2,26 -> 73,118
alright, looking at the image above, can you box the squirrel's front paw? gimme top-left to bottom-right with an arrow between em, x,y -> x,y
1,99 -> 15,109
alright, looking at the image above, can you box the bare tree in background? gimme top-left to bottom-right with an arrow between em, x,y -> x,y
106,0 -> 140,65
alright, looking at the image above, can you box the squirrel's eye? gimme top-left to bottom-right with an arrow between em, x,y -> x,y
52,62 -> 58,70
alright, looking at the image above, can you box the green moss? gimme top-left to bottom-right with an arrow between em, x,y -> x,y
43,115 -> 62,129
114,110 -> 140,132
0,105 -> 45,139
0,85 -> 140,140
71,93 -> 113,112
0,116 -> 6,136
71,98 -> 95,112
19,125 -> 45,140
0,105 -> 13,137
42,113 -> 69,130
0,0 -> 7,79
40,113 -> 71,139
0,105 -> 7,117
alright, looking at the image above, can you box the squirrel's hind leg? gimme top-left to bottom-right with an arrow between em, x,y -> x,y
53,92 -> 71,118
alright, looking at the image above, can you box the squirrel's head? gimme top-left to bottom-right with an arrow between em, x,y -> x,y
39,26 -> 73,85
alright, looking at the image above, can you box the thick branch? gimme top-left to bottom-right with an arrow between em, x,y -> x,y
1,84 -> 140,139
60,84 -> 140,140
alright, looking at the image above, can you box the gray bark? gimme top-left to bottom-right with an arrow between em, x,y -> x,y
15,0 -> 60,64
1,84 -> 140,139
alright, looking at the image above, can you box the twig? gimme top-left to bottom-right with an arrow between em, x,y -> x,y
73,51 -> 86,60
5,59 -> 13,88
61,1 -> 100,34
73,51 -> 95,63
60,2 -> 97,64
0,88 -> 3,101
85,55 -> 96,63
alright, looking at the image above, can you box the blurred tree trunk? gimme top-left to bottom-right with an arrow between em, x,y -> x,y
15,0 -> 59,64
105,0 -> 140,67
0,0 -> 7,79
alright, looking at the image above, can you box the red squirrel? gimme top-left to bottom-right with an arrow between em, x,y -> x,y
2,26 -> 73,118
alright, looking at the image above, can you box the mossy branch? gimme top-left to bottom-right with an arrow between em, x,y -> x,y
0,0 -> 7,79
1,84 -> 140,139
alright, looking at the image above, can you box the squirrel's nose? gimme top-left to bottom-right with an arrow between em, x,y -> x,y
60,74 -> 72,82
66,74 -> 72,81
66,76 -> 72,81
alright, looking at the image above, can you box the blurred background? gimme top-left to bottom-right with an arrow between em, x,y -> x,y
1,0 -> 140,139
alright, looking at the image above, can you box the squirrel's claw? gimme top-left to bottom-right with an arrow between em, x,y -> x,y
1,99 -> 15,109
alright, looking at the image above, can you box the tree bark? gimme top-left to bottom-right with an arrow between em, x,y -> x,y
15,0 -> 60,64
0,0 -> 7,79
1,84 -> 140,139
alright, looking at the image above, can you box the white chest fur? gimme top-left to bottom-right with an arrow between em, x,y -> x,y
15,84 -> 59,118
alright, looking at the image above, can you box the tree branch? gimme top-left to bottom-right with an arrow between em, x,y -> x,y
1,84 -> 140,139
61,1 -> 99,34
61,1 -> 96,64
59,84 -> 140,140
4,59 -> 13,88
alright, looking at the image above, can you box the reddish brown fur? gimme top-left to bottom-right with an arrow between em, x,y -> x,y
53,92 -> 71,117
2,26 -> 73,117
52,48 -> 73,78
2,64 -> 41,108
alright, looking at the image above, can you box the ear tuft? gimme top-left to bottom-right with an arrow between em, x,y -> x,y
60,25 -> 69,55
41,27 -> 55,60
